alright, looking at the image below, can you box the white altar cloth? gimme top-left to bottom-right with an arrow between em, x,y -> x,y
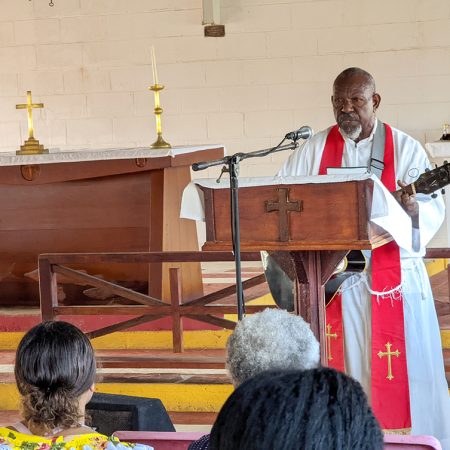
180,173 -> 415,253
425,141 -> 450,158
0,144 -> 224,167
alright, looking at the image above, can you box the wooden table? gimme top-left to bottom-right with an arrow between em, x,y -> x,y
0,145 -> 224,306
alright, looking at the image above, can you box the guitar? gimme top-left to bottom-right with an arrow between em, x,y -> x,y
265,161 -> 450,311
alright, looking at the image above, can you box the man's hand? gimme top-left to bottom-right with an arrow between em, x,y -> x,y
393,180 -> 419,227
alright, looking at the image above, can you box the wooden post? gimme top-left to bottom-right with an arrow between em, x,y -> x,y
203,0 -> 221,24
38,258 -> 58,321
447,262 -> 450,304
169,267 -> 184,353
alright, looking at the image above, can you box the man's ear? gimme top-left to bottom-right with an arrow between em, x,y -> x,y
373,93 -> 381,111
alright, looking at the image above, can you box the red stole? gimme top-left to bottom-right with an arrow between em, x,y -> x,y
320,124 -> 411,432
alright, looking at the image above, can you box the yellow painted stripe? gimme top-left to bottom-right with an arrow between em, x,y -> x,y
224,293 -> 276,322
96,383 -> 232,412
1,381 -> 448,412
425,258 -> 448,277
0,299 -> 276,351
0,383 -> 232,412
441,329 -> 450,349
1,317 -> 448,351
247,293 -> 276,306
0,330 -> 233,351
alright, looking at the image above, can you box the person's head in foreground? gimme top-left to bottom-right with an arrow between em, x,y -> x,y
187,309 -> 321,450
9,321 -> 153,449
332,67 -> 381,143
209,368 -> 384,450
14,320 -> 96,435
226,308 -> 320,386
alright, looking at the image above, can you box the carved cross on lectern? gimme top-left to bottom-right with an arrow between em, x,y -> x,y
265,188 -> 302,241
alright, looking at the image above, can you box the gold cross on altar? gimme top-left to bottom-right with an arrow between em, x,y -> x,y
377,342 -> 400,380
265,188 -> 302,242
326,324 -> 338,361
15,91 -> 47,155
16,90 -> 44,140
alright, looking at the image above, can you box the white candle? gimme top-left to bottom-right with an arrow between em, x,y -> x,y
151,46 -> 159,85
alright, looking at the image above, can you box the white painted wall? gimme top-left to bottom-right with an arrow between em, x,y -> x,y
0,0 -> 449,243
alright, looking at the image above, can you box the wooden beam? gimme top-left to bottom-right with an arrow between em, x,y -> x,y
203,0 -> 221,24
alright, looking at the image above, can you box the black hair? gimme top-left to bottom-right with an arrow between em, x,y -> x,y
15,321 -> 96,433
209,368 -> 384,450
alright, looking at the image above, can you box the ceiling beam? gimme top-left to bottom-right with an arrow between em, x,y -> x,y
202,0 -> 221,25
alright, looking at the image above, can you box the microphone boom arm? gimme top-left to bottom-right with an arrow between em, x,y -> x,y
192,142 -> 298,172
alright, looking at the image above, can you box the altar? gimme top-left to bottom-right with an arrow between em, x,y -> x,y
0,144 -> 224,306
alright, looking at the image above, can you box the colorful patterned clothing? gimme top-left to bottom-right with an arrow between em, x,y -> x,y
0,428 -> 153,450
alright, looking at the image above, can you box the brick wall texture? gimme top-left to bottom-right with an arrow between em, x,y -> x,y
1,0 -> 449,198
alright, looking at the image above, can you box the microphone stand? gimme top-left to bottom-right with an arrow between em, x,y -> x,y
192,140 -> 299,320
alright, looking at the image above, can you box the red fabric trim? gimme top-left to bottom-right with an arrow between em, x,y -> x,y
325,293 -> 345,372
371,124 -> 411,429
321,123 -> 411,430
318,125 -> 342,175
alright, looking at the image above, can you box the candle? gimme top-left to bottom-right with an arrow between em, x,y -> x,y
151,46 -> 159,85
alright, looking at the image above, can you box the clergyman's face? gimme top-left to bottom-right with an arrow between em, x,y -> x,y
331,74 -> 380,142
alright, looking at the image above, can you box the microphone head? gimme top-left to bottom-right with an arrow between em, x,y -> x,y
298,126 -> 313,139
285,126 -> 313,141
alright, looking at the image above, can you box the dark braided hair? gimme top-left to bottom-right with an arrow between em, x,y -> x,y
209,368 -> 384,450
15,321 -> 96,434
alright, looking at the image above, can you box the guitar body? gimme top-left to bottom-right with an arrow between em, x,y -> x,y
264,250 -> 367,311
325,250 -> 366,304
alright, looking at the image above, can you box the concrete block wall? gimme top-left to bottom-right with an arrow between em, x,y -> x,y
0,0 -> 449,243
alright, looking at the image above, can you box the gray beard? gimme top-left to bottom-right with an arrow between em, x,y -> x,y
340,123 -> 362,141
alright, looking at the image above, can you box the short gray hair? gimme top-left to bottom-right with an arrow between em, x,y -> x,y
226,308 -> 320,386
333,67 -> 376,93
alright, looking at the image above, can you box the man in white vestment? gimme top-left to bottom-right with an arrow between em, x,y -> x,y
279,67 -> 450,447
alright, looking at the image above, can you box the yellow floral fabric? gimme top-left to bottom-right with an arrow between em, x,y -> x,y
0,429 -> 153,450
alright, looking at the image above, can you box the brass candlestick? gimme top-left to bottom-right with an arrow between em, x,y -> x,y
149,83 -> 171,149
441,123 -> 450,141
16,91 -> 48,155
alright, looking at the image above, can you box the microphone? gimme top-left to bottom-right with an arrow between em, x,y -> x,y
285,126 -> 313,141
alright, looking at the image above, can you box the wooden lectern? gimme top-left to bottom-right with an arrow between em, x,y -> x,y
200,178 -> 389,364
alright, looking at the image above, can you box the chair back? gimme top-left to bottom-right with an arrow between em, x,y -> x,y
114,431 -> 207,450
384,434 -> 442,449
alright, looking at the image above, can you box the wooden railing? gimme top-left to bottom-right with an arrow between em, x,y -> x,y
426,248 -> 450,306
38,248 -> 449,363
425,248 -> 450,259
38,251 -> 273,354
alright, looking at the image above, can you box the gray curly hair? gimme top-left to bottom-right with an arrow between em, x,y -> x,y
226,308 -> 320,386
